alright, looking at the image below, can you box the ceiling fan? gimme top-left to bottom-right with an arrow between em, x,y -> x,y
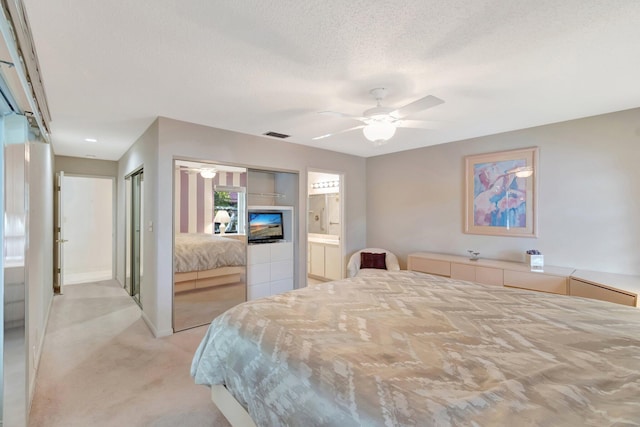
313,88 -> 444,145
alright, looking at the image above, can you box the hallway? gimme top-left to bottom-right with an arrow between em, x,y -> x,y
28,280 -> 230,426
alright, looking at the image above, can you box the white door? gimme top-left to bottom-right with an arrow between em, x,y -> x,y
61,175 -> 114,285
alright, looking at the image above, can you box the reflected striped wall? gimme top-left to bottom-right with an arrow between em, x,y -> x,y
175,169 -> 246,233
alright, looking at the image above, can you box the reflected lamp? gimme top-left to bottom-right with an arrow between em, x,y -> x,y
214,210 -> 231,234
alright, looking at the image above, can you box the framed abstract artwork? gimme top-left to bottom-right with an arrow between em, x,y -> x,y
464,147 -> 538,237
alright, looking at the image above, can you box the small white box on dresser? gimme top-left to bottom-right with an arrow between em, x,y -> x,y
526,254 -> 544,272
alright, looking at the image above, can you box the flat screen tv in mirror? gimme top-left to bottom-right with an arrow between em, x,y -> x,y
248,211 -> 284,243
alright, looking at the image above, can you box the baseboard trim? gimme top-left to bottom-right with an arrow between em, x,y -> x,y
64,270 -> 112,285
141,310 -> 173,338
29,288 -> 55,413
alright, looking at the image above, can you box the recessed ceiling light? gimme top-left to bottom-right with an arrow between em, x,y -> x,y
84,138 -> 98,142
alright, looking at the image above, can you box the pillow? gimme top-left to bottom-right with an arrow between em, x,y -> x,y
360,252 -> 386,270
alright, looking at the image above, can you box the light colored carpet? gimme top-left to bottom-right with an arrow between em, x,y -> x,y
28,280 -> 231,427
5,326 -> 27,427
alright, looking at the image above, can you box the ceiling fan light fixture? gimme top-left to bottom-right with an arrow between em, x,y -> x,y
363,121 -> 396,144
200,168 -> 216,179
313,88 -> 444,143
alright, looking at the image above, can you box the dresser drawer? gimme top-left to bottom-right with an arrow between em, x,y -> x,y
174,279 -> 196,292
449,263 -> 503,286
408,256 -> 450,277
174,272 -> 197,293
569,278 -> 636,307
270,242 -> 293,262
247,283 -> 270,301
175,271 -> 197,282
476,266 -> 503,286
451,263 -> 475,281
504,270 -> 567,295
247,263 -> 270,285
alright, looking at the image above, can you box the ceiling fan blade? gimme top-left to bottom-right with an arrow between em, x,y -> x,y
312,125 -> 365,140
319,111 -> 368,122
397,120 -> 440,129
391,95 -> 444,119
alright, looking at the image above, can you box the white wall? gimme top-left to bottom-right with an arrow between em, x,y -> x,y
62,176 -> 113,284
366,107 -> 640,275
26,141 -> 54,406
134,117 -> 367,335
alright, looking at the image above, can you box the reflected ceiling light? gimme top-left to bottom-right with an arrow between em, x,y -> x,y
84,138 -> 98,142
506,166 -> 534,178
362,120 -> 396,146
200,168 -> 216,179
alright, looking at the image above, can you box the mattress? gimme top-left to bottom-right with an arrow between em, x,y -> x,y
174,233 -> 245,273
191,270 -> 640,426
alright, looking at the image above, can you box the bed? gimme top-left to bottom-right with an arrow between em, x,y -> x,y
174,233 -> 246,293
191,270 -> 640,426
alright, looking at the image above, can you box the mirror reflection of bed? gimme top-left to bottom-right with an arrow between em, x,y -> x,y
173,160 -> 248,331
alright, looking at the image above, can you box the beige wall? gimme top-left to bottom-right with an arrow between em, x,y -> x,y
55,155 -> 118,177
366,107 -> 640,275
119,117 -> 367,335
117,120 -> 160,333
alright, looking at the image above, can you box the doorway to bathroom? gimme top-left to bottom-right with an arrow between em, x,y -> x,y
307,171 -> 344,285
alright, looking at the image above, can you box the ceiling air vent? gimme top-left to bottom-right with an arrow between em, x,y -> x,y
263,131 -> 290,139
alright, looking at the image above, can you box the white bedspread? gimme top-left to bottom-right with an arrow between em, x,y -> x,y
192,270 -> 640,426
174,233 -> 245,273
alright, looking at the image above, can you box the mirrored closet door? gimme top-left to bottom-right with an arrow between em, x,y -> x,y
124,169 -> 144,306
173,160 -> 247,331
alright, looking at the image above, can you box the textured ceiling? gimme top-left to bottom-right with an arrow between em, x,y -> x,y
22,0 -> 640,160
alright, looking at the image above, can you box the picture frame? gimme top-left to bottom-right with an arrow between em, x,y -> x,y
464,147 -> 538,237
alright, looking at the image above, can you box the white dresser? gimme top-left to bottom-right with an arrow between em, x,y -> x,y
247,241 -> 294,300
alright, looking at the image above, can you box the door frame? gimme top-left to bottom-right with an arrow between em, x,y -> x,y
306,168 -> 345,282
124,167 -> 144,306
55,172 -> 116,290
